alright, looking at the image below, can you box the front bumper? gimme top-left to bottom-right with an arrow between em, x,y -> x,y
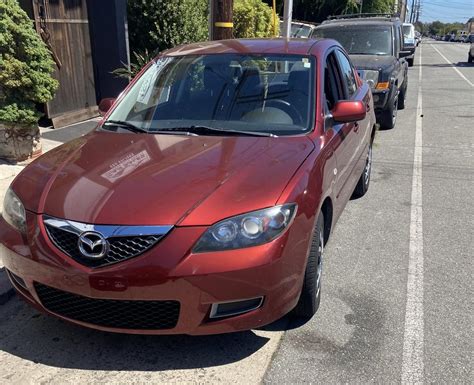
0,212 -> 312,335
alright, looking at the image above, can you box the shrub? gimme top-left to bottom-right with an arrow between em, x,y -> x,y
0,0 -> 58,125
234,0 -> 279,38
127,0 -> 209,55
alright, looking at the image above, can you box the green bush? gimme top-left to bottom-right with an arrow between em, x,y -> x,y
127,0 -> 209,55
0,0 -> 58,125
234,0 -> 278,38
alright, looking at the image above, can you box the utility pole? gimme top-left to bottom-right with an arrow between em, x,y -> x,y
210,0 -> 233,40
415,0 -> 421,23
282,0 -> 294,39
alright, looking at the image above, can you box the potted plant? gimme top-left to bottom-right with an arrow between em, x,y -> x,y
0,0 -> 58,162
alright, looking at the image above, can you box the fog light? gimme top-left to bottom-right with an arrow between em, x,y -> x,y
373,94 -> 380,103
209,297 -> 264,319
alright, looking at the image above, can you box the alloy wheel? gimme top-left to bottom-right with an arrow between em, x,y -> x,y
392,97 -> 398,126
364,144 -> 373,186
315,228 -> 324,298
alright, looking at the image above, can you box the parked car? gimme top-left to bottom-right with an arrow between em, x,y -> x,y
415,31 -> 422,46
402,23 -> 416,66
468,39 -> 474,63
287,21 -> 319,38
0,39 -> 376,335
312,14 -> 410,129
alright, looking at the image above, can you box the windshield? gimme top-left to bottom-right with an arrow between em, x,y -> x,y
314,25 -> 393,56
106,54 -> 315,136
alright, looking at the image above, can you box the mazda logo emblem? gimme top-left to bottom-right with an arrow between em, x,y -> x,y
78,231 -> 108,259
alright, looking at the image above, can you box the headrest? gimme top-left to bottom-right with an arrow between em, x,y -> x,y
288,70 -> 310,91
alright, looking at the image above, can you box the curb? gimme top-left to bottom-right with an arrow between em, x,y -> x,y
0,268 -> 15,305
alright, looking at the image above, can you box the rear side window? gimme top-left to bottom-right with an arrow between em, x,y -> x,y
335,50 -> 357,98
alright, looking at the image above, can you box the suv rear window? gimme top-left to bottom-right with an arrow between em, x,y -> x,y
314,25 -> 393,56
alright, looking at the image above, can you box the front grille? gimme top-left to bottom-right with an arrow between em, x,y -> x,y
45,225 -> 163,268
35,283 -> 180,330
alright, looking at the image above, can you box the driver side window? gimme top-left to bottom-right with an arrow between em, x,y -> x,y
335,50 -> 358,98
324,52 -> 344,111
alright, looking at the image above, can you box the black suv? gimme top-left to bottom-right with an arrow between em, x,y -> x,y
312,14 -> 411,129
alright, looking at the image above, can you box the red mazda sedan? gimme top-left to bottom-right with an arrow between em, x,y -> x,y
0,39 -> 375,335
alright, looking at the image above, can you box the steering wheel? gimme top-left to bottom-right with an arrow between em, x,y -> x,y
264,99 -> 304,125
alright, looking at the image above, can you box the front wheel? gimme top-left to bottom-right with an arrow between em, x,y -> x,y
292,213 -> 324,320
398,78 -> 408,110
407,57 -> 414,67
380,94 -> 398,129
469,54 -> 473,63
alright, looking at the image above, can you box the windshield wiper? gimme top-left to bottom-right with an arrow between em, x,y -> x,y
103,120 -> 149,134
154,125 -> 277,137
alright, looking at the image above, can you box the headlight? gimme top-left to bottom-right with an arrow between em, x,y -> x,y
193,203 -> 297,253
359,70 -> 379,89
2,187 -> 26,233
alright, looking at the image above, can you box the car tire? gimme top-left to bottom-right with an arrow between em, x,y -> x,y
407,57 -> 414,67
469,54 -> 473,63
398,78 -> 407,110
292,213 -> 324,320
352,138 -> 373,199
380,94 -> 398,129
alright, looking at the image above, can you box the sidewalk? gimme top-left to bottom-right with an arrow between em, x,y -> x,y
0,118 -> 99,301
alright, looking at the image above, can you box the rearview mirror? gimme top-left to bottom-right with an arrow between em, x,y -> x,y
98,98 -> 116,116
331,100 -> 366,123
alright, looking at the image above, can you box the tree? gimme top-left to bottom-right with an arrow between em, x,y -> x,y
0,0 -> 58,161
234,0 -> 279,38
361,0 -> 394,14
263,0 -> 395,23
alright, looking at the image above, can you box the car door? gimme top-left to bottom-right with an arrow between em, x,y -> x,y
334,49 -> 372,185
334,49 -> 369,208
322,50 -> 359,217
394,24 -> 407,87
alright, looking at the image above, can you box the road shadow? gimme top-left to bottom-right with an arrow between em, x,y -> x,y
0,296 -> 270,371
421,62 -> 473,68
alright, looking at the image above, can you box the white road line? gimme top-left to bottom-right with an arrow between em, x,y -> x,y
401,45 -> 424,384
430,43 -> 474,87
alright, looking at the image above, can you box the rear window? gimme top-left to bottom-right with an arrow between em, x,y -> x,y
403,25 -> 415,38
314,25 -> 393,56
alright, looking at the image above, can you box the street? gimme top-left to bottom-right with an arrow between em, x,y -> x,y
0,40 -> 472,384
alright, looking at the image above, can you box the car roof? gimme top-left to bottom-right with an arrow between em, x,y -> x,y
320,19 -> 395,27
163,38 -> 324,57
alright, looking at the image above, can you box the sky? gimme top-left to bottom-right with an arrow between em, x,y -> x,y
418,0 -> 474,24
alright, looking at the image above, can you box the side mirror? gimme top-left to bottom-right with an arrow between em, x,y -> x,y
331,100 -> 366,123
98,98 -> 115,116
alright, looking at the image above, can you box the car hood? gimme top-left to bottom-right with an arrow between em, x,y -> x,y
13,131 -> 314,226
350,55 -> 396,71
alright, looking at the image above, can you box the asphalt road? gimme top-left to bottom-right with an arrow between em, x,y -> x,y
0,41 -> 472,384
